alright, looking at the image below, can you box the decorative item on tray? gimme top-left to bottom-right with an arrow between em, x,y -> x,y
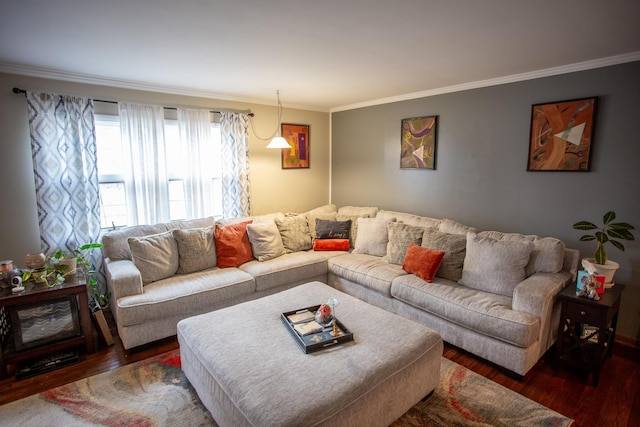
282,300 -> 353,354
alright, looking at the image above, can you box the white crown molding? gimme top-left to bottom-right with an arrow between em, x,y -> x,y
0,63 -> 327,112
330,51 -> 640,113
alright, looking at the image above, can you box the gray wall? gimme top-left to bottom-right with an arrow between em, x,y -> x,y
331,61 -> 640,341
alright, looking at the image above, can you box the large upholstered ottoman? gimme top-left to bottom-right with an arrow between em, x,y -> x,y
177,281 -> 443,427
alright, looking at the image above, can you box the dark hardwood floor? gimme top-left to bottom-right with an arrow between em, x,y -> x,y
1,310 -> 638,426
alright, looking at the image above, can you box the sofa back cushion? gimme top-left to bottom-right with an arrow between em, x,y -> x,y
173,226 -> 217,274
275,215 -> 312,253
337,206 -> 379,218
102,217 -> 215,261
215,220 -> 254,268
459,233 -> 534,297
421,227 -> 467,281
128,231 -> 180,284
478,231 -> 565,275
353,217 -> 395,257
246,221 -> 286,262
376,210 -> 441,229
438,218 -> 478,235
383,222 -> 424,265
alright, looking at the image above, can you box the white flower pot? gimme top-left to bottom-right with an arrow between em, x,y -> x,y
586,258 -> 619,287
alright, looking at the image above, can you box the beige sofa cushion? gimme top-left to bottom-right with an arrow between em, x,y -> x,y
459,233 -> 534,297
128,231 -> 180,284
438,218 -> 478,235
246,221 -> 286,262
173,226 -> 217,274
383,222 -> 424,265
337,206 -> 379,218
376,210 -> 440,229
275,215 -> 312,253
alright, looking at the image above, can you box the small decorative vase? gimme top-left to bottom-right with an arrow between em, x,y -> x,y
25,252 -> 46,269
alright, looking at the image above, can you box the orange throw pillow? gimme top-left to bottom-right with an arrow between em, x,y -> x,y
402,243 -> 445,283
214,220 -> 254,268
313,238 -> 350,251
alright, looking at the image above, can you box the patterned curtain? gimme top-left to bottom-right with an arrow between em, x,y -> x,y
177,108 -> 215,219
118,103 -> 169,225
26,92 -> 101,255
220,112 -> 251,218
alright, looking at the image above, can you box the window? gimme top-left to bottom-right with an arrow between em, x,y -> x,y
95,113 -> 222,229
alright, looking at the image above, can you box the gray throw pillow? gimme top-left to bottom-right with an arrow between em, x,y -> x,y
275,215 -> 312,253
315,219 -> 352,239
173,226 -> 216,274
306,212 -> 337,241
128,231 -> 179,284
459,233 -> 534,297
383,222 -> 424,265
422,227 -> 466,281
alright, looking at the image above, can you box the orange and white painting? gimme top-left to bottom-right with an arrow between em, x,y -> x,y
527,97 -> 597,171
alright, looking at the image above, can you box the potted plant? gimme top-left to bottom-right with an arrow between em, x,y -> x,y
573,211 -> 635,285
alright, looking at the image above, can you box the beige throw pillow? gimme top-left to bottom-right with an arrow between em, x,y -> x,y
173,227 -> 216,274
383,222 -> 424,265
275,215 -> 312,253
353,217 -> 395,257
247,221 -> 286,261
128,231 -> 179,284
337,213 -> 371,248
459,233 -> 534,297
478,230 -> 565,276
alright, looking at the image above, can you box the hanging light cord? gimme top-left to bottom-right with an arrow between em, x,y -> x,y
249,90 -> 283,141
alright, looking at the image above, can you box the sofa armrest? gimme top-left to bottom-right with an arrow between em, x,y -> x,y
513,270 -> 572,354
104,258 -> 144,301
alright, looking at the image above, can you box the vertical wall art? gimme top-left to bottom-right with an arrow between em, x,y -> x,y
527,97 -> 597,172
281,123 -> 310,169
401,116 -> 437,169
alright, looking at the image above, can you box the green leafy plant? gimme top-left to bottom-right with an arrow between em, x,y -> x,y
72,243 -> 110,309
21,243 -> 110,308
573,211 -> 635,265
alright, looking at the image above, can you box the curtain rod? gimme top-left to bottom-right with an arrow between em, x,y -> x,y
12,87 -> 254,117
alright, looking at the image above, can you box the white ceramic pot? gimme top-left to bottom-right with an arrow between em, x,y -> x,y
586,258 -> 619,286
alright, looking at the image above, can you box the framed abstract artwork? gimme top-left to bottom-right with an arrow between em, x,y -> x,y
527,97 -> 598,172
401,116 -> 437,169
281,123 -> 310,169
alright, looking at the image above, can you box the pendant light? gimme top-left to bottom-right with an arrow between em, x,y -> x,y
266,90 -> 291,149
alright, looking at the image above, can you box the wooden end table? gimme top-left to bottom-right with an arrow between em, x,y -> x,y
0,277 -> 95,379
555,283 -> 624,386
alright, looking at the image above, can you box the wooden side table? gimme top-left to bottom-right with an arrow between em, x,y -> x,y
0,277 -> 95,379
555,283 -> 624,386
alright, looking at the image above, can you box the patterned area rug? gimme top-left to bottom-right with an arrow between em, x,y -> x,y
0,350 -> 573,426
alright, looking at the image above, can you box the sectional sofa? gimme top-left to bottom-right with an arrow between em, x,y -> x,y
101,204 -> 579,377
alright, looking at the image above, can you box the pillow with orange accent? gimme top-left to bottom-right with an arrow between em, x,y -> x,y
402,243 -> 445,283
312,238 -> 350,251
214,220 -> 254,268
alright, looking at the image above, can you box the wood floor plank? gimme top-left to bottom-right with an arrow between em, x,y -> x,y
0,310 -> 638,426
